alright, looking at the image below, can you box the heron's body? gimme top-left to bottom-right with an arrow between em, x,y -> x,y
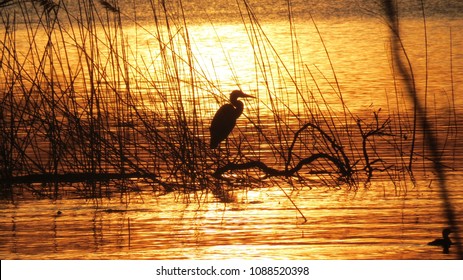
210,90 -> 253,149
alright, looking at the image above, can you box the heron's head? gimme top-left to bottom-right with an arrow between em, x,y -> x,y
230,90 -> 254,102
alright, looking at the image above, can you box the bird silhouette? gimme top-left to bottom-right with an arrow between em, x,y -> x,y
428,228 -> 453,254
210,90 -> 254,149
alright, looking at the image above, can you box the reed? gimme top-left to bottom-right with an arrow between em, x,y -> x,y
381,0 -> 461,258
0,0 -> 456,205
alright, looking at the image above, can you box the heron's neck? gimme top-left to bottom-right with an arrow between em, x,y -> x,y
229,95 -> 240,106
232,100 -> 244,117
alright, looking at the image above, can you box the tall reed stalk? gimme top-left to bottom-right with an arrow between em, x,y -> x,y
381,0 -> 462,259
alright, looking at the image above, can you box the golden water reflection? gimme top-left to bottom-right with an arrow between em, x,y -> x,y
6,17 -> 463,115
1,180 -> 461,259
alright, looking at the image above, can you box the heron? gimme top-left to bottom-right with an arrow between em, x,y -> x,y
210,90 -> 254,149
428,228 -> 453,253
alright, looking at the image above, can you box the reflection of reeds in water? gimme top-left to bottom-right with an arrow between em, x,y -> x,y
0,0 -> 457,205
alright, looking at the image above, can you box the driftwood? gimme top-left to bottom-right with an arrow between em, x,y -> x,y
212,152 -> 349,180
213,122 -> 353,180
0,172 -> 158,185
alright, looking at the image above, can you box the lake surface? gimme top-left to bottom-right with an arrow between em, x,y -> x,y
1,0 -> 462,259
1,180 -> 462,259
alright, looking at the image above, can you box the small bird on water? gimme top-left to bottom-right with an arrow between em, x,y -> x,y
428,228 -> 453,254
209,90 -> 254,149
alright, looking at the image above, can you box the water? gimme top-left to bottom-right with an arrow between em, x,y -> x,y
1,181 -> 462,259
1,0 -> 463,259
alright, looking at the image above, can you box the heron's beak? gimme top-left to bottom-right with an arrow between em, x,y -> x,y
242,92 -> 255,98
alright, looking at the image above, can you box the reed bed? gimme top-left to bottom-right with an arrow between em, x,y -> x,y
0,0 -> 457,203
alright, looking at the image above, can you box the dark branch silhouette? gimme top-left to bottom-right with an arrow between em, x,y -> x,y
213,152 -> 348,180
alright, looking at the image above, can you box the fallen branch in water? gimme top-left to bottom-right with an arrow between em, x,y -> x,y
212,152 -> 350,180
1,172 -> 158,185
286,122 -> 353,181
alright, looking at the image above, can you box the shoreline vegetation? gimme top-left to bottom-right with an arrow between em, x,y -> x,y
0,0 -> 459,204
